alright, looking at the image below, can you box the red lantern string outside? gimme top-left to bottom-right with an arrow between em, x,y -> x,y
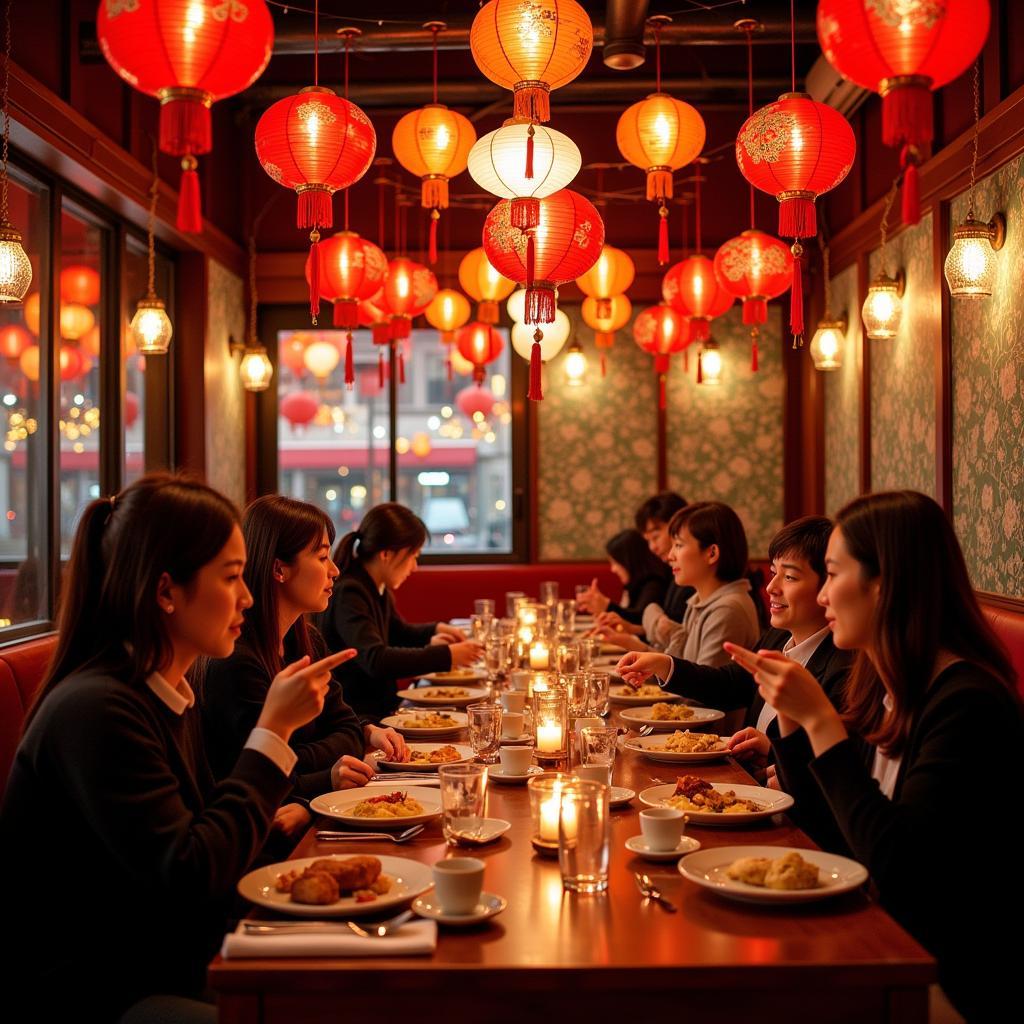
97,0 -> 274,233
483,189 -> 603,399
358,288 -> 392,387
818,0 -> 989,225
280,390 -> 319,430
456,384 -> 497,425
633,304 -> 691,410
455,321 -> 504,386
380,256 -> 437,384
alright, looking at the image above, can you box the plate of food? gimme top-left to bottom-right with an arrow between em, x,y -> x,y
624,730 -> 729,763
238,854 -> 433,917
639,775 -> 794,825
380,710 -> 468,737
420,668 -> 489,685
619,703 -> 725,729
678,846 -> 868,904
309,786 -> 442,828
609,684 -> 682,706
396,685 -> 489,707
375,742 -> 476,772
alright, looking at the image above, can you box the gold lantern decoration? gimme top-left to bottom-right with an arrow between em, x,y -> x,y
129,150 -> 173,355
862,180 -> 904,342
0,0 -> 30,305
809,244 -> 846,372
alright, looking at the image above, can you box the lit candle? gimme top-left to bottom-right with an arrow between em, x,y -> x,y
531,673 -> 549,696
539,787 -> 561,842
518,626 -> 534,645
529,641 -> 550,669
537,721 -> 563,753
520,606 -> 538,628
560,794 -> 578,842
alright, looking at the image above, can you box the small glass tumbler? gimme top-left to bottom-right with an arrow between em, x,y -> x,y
506,591 -> 527,618
556,640 -> 581,674
562,671 -> 589,718
533,688 -> 569,764
577,637 -> 599,670
559,778 -> 610,893
539,580 -> 559,608
484,635 -> 512,686
580,725 -> 618,787
527,771 -> 572,855
495,617 -> 517,638
470,613 -> 493,644
555,599 -> 577,634
439,763 -> 489,847
474,599 -> 496,618
466,701 -> 503,764
585,670 -> 612,717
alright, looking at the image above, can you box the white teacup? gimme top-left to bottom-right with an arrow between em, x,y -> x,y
509,670 -> 531,693
501,710 -> 525,738
498,745 -> 534,774
433,857 -> 485,915
639,807 -> 685,851
500,690 -> 526,714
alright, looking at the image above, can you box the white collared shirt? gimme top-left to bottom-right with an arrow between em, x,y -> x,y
754,626 -> 831,734
871,693 -> 902,799
146,672 -> 297,778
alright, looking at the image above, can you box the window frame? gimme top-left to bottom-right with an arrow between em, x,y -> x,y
257,303 -> 530,563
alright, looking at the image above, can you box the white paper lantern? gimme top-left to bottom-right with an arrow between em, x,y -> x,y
469,120 -> 581,202
510,308 -> 571,362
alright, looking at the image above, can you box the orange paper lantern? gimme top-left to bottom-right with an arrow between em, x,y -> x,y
60,264 -> 100,305
458,248 -> 516,324
575,245 -> 635,318
581,293 -> 631,376
0,324 -> 31,361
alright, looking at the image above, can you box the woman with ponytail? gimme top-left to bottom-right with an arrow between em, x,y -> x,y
201,496 -> 406,845
320,502 -> 482,721
0,474 -> 354,1022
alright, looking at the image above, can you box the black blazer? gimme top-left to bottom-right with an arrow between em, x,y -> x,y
0,668 -> 290,1020
773,662 -> 1024,1021
318,561 -> 450,721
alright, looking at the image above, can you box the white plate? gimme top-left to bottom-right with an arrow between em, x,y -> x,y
679,846 -> 869,904
619,705 -> 725,730
420,669 -> 489,684
638,783 -> 795,825
609,786 -> 636,807
375,743 -> 476,772
309,786 -> 443,828
396,686 -> 489,707
625,834 -> 701,862
445,817 -> 512,846
413,891 -> 507,927
380,711 -> 468,738
624,733 -> 729,763
488,765 -> 544,784
238,854 -> 433,918
609,687 -> 681,706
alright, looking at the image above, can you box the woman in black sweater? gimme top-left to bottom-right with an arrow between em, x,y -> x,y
319,502 -> 481,721
0,474 -> 350,1022
578,528 -> 671,624
726,491 -> 1023,1022
201,496 -> 405,845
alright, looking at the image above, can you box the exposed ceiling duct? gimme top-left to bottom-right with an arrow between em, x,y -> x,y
602,1 -> 651,71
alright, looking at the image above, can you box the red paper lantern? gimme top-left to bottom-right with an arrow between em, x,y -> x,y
304,231 -> 388,330
632,304 -> 692,410
255,88 -> 376,322
279,390 -> 319,429
817,0 -> 989,224
97,0 -> 274,233
455,322 -> 504,385
59,345 -> 84,381
280,333 -> 312,377
124,391 -> 140,429
662,256 -> 734,343
713,230 -> 792,325
358,290 -> 393,347
0,324 -> 31,361
60,264 -> 100,305
456,384 -> 497,424
381,258 -> 438,343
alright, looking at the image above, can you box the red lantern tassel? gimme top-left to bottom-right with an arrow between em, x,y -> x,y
428,210 -> 439,265
525,123 -> 535,180
696,352 -> 704,384
690,319 -> 710,343
513,82 -> 550,123
333,298 -> 359,329
159,93 -> 211,155
789,245 -> 804,345
378,349 -> 385,389
527,332 -> 544,401
177,156 -> 202,234
297,186 -> 333,230
882,79 -> 933,149
525,230 -> 536,288
344,332 -> 354,389
600,353 -> 607,378
742,297 -> 767,325
901,147 -> 921,226
478,300 -> 499,325
308,230 -> 321,325
446,357 -> 453,381
658,374 -> 666,410
779,194 -> 816,238
751,332 -> 759,372
526,285 -> 556,325
510,198 -> 540,230
657,205 -> 669,266
398,349 -> 406,385
391,315 -> 411,340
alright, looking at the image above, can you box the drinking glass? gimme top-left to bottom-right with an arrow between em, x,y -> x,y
559,779 -> 610,893
484,635 -> 512,685
495,617 -> 517,638
555,599 -> 577,634
474,599 -> 495,618
579,725 -> 618,787
505,591 -> 526,618
577,637 -> 598,670
539,580 -> 559,608
533,688 -> 569,763
562,671 -> 589,717
555,640 -> 581,674
585,670 -> 611,716
439,763 -> 489,847
471,613 -> 493,644
466,701 -> 503,764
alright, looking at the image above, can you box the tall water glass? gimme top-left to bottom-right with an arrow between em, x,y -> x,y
580,726 -> 618,788
556,640 -> 581,674
562,672 -> 589,718
485,635 -> 512,686
577,637 -> 598,670
585,670 -> 611,716
439,763 -> 489,847
467,701 -> 502,764
555,599 -> 577,634
559,779 -> 610,893
470,613 -> 493,644
505,591 -> 526,618
539,580 -> 559,608
474,599 -> 495,618
495,617 -> 517,638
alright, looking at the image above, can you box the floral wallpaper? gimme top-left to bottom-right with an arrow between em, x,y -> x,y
950,156 -> 1024,599
537,304 -> 658,560
868,211 -> 938,497
205,259 -> 247,507
823,263 -> 862,514
665,305 -> 784,557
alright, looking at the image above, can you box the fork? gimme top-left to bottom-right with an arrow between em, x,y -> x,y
634,872 -> 677,913
347,909 -> 415,939
638,725 -> 656,737
315,824 -> 425,843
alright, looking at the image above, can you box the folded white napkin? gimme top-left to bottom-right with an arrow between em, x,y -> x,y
221,918 -> 437,959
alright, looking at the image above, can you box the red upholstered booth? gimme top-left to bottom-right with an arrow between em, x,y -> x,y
0,635 -> 57,793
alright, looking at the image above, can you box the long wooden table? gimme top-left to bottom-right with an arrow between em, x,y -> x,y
209,706 -> 934,1024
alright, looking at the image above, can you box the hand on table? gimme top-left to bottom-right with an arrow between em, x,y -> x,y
448,640 -> 484,667
271,802 -> 312,838
726,727 -> 771,765
365,724 -> 408,762
593,626 -> 647,653
576,578 -> 610,616
331,754 -> 376,789
435,621 -> 468,642
616,651 -> 671,687
596,611 -> 644,636
257,648 -> 357,742
429,633 -> 455,646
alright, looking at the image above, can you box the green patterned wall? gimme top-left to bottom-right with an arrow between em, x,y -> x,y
665,304 -> 785,558
868,212 -> 938,497
823,263 -> 862,515
950,156 -> 1024,599
537,305 -> 659,560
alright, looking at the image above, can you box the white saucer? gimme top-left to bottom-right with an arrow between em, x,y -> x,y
625,834 -> 701,862
412,891 -> 507,927
609,786 -> 636,807
449,817 -> 512,846
499,733 -> 533,745
488,764 -> 543,784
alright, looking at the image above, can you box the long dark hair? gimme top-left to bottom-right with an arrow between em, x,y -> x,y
837,491 -> 1015,756
606,528 -> 669,598
333,502 -> 428,575
26,473 -> 239,728
241,495 -> 335,678
668,501 -> 749,582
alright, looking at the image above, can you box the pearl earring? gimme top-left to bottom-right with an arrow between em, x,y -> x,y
165,604 -> 174,614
